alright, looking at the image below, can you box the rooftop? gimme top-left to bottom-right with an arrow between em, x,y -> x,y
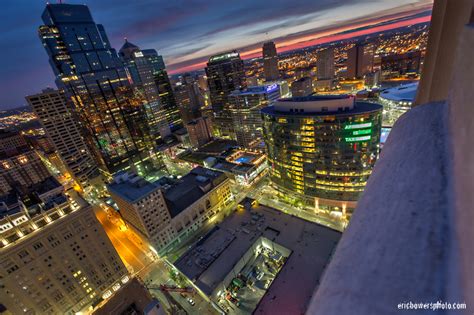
174,199 -> 341,314
1,176 -> 65,219
161,167 -> 227,218
208,51 -> 240,64
107,172 -> 160,204
230,84 -> 279,96
379,82 -> 419,102
262,100 -> 382,116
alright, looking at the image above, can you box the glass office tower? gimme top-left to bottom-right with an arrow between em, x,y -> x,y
39,3 -> 152,174
119,41 -> 182,133
119,41 -> 173,140
205,51 -> 246,139
262,95 -> 382,214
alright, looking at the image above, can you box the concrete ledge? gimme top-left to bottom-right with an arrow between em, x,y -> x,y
306,101 -> 461,314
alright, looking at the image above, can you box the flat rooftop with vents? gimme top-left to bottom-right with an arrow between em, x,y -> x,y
173,199 -> 341,314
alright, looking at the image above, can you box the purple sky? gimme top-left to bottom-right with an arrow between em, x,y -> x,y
0,0 -> 432,110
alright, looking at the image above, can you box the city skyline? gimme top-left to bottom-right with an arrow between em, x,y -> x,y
1,0 -> 432,109
1,1 -> 472,314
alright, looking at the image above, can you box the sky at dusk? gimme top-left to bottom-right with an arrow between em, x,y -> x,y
0,0 -> 432,109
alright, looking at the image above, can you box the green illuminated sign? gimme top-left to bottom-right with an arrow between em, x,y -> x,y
345,135 -> 372,142
344,122 -> 373,130
352,129 -> 372,136
343,121 -> 373,142
209,52 -> 239,62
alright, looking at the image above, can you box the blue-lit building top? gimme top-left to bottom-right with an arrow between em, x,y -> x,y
229,84 -> 281,148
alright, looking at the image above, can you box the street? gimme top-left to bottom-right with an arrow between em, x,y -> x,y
91,171 -> 344,315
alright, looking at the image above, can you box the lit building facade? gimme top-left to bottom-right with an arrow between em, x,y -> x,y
0,131 -> 51,195
381,51 -> 421,78
186,116 -> 213,148
316,47 -> 335,80
153,64 -> 182,132
26,89 -> 100,189
174,82 -> 201,124
346,43 -> 374,79
108,167 -> 232,254
291,77 -> 313,97
262,41 -> 279,81
378,82 -> 418,126
229,84 -> 281,148
205,51 -> 246,139
39,3 -> 153,174
261,95 -> 382,214
119,41 -> 173,139
0,202 -> 128,314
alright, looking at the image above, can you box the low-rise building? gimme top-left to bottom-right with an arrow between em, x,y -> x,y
93,277 -> 165,315
173,199 -> 341,314
107,167 -> 232,254
378,82 -> 418,126
178,143 -> 268,187
290,76 -> 313,97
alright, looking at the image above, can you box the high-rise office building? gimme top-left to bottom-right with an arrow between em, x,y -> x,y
175,85 -> 201,123
0,201 -> 128,314
173,81 -> 201,125
316,48 -> 335,80
229,84 -> 281,148
261,95 -> 382,214
186,116 -> 213,148
119,41 -> 181,136
152,58 -> 182,132
291,77 -> 313,97
26,89 -> 100,189
346,43 -> 374,78
205,51 -> 246,139
0,130 -> 51,195
39,3 -> 153,174
262,41 -> 279,81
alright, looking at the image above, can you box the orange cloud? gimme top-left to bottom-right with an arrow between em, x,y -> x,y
169,13 -> 431,74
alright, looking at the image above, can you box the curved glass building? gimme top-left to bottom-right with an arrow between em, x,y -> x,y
261,95 -> 382,215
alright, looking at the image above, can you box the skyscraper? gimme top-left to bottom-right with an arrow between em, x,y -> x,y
150,53 -> 182,132
119,41 -> 181,135
316,48 -> 335,80
346,43 -> 374,79
39,4 -> 153,174
174,83 -> 201,124
261,95 -> 382,214
229,84 -> 281,148
26,89 -> 100,189
205,51 -> 246,139
262,41 -> 279,81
